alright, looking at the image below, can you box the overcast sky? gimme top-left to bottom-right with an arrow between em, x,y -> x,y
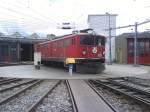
0,0 -> 150,35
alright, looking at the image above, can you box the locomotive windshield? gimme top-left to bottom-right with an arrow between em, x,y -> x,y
80,35 -> 105,46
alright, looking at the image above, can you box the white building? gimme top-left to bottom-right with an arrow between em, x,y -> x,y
88,14 -> 117,63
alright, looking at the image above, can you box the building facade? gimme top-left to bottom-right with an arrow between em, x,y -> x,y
116,32 -> 150,64
0,37 -> 47,63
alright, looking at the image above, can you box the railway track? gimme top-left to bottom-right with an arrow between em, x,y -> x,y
0,77 -> 8,81
27,80 -> 77,112
0,79 -> 77,112
105,78 -> 150,106
0,78 -> 21,85
0,79 -> 37,92
26,81 -> 61,112
88,79 -> 150,112
110,77 -> 150,90
0,80 -> 42,105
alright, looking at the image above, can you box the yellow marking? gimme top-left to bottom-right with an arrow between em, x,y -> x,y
65,58 -> 75,64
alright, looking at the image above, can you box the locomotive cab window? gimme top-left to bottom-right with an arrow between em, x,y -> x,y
80,35 -> 105,45
80,35 -> 94,45
95,36 -> 105,46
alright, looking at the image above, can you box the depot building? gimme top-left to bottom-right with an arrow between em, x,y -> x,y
0,33 -> 47,63
115,32 -> 150,64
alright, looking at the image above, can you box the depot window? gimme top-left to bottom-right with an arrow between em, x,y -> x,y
128,41 -> 134,56
138,41 -> 150,56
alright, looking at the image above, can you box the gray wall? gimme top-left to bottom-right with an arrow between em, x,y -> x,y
88,14 -> 117,62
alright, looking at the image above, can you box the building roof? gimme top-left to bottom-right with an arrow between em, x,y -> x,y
28,33 -> 40,39
0,36 -> 48,44
117,32 -> 150,39
0,32 -> 5,37
10,32 -> 23,38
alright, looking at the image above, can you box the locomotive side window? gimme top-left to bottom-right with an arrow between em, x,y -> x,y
80,35 -> 105,45
53,42 -> 57,48
64,39 -> 70,47
72,36 -> 75,45
60,41 -> 63,48
58,41 -> 63,48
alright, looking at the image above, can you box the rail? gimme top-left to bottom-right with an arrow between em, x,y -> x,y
87,80 -> 118,112
0,79 -> 37,92
66,80 -> 78,112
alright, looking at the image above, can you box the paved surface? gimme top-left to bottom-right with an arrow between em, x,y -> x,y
0,64 -> 149,79
0,65 -> 106,79
68,80 -> 113,112
104,64 -> 149,78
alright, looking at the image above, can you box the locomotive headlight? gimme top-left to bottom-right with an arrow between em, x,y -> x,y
92,47 -> 97,54
103,51 -> 105,55
82,50 -> 86,55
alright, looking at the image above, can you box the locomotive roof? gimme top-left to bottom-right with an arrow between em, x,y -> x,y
38,33 -> 105,45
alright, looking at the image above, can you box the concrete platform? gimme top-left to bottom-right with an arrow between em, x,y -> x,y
0,64 -> 149,79
68,80 -> 113,112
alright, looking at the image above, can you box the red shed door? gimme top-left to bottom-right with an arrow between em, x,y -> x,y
127,39 -> 150,64
127,39 -> 134,64
138,40 -> 150,64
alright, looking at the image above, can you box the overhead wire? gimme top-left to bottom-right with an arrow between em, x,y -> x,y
15,0 -> 27,6
0,13 -> 50,27
0,0 -> 57,23
0,6 -> 43,23
0,0 -> 58,32
0,3 -> 50,25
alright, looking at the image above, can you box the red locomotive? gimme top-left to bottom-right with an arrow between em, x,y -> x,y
35,29 -> 106,73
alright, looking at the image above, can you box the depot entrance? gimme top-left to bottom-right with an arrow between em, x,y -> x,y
20,44 -> 34,61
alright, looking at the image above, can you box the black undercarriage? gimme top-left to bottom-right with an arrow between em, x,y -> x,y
75,59 -> 105,74
41,58 -> 105,74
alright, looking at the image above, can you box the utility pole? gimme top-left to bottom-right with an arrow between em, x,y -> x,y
134,22 -> 138,66
106,13 -> 112,65
108,27 -> 112,65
